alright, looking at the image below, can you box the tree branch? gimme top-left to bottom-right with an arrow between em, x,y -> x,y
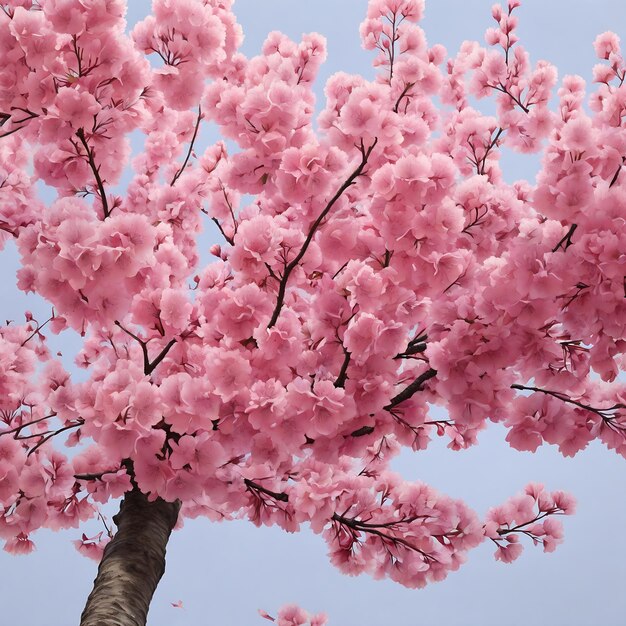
74,469 -> 120,481
146,338 -> 177,375
394,334 -> 428,360
0,109 -> 38,138
244,478 -> 289,502
511,383 -> 626,431
114,321 -> 150,372
210,217 -> 235,245
331,512 -> 437,563
350,425 -> 375,437
76,128 -> 110,219
384,368 -> 437,411
478,126 -> 504,175
334,345 -> 351,388
609,156 -> 625,188
27,419 -> 85,457
20,314 -> 53,346
267,138 -> 378,328
492,83 -> 530,113
393,82 -> 415,114
0,413 -> 55,438
114,321 -> 178,376
170,106 -> 202,186
552,223 -> 577,252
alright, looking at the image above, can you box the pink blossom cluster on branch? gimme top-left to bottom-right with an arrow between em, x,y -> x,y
0,0 -> 624,608
259,604 -> 327,626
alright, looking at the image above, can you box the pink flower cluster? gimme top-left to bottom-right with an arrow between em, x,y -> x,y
1,0 -> 151,211
17,198 -> 158,330
0,0 -> 623,605
0,136 -> 42,248
260,604 -> 327,626
133,0 -> 242,110
485,484 -> 576,563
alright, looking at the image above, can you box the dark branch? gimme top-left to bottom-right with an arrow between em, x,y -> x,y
384,368 -> 437,411
27,419 -> 84,457
393,344 -> 426,359
114,321 -> 150,372
114,321 -> 178,376
0,413 -> 56,438
334,346 -> 351,388
350,425 -> 375,438
332,260 -> 350,280
511,383 -> 625,431
0,109 -> 38,138
170,106 -> 202,186
609,157 -> 625,188
146,338 -> 177,375
74,469 -> 120,481
211,217 -> 235,245
331,512 -> 437,563
394,334 -> 427,360
552,223 -> 577,252
267,138 -> 378,328
492,83 -> 530,113
20,315 -> 53,346
479,127 -> 505,175
393,82 -> 415,114
76,128 -> 110,219
496,508 -> 562,537
244,478 -> 289,502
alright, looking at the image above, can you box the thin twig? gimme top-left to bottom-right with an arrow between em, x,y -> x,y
511,383 -> 625,432
27,420 -> 84,457
331,512 -> 437,563
76,128 -> 110,218
552,223 -> 577,252
267,138 -> 378,328
171,105 -> 202,186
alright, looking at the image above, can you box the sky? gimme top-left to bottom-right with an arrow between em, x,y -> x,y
2,1 -> 626,625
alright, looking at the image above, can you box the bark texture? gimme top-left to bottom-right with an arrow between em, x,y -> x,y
80,489 -> 180,626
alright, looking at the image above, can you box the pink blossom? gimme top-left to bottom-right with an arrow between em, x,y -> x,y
73,532 -> 110,561
246,379 -> 287,430
44,0 -> 87,34
169,434 -> 225,471
594,32 -> 621,59
160,289 -> 192,333
310,380 -> 354,437
367,0 -> 425,22
0,462 -> 19,505
4,533 -> 35,555
216,284 -> 273,340
204,349 -> 252,402
0,0 -> 620,617
495,540 -> 523,563
52,88 -> 101,129
276,605 -> 309,626
559,116 -> 594,152
234,216 -> 281,263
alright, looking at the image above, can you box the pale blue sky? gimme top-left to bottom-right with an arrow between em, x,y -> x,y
1,2 -> 625,625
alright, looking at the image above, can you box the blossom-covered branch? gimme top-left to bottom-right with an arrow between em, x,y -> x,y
267,138 -> 378,328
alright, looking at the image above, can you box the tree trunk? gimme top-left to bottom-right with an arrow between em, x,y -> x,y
80,488 -> 181,626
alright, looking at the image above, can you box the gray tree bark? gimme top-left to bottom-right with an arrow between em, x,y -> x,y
80,488 -> 181,626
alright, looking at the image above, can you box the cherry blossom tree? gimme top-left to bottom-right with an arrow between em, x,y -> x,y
0,0 -> 624,624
